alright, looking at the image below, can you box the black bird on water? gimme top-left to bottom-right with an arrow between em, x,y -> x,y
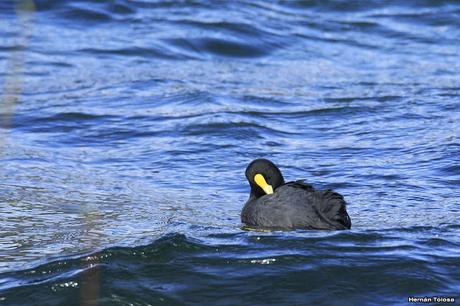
241,159 -> 351,230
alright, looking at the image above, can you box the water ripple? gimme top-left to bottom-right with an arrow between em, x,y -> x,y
1,230 -> 459,304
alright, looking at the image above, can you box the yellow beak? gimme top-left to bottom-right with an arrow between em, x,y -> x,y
254,173 -> 273,195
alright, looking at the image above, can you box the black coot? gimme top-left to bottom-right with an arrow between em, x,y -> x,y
241,159 -> 351,230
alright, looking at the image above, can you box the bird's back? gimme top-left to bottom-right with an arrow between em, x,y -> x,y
242,181 -> 351,230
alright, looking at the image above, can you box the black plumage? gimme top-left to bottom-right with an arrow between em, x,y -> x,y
241,159 -> 351,230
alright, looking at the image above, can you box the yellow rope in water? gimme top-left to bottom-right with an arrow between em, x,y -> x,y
0,1 -> 35,153
1,3 -> 101,305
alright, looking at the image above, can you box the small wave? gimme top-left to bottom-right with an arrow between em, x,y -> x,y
182,121 -> 297,138
164,37 -> 276,59
34,1 -> 133,21
78,46 -> 189,60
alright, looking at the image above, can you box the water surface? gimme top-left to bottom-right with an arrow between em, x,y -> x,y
1,0 -> 459,305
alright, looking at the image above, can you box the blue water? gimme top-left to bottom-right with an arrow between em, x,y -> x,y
1,0 -> 459,305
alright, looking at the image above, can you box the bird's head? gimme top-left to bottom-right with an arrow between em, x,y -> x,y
245,158 -> 285,198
